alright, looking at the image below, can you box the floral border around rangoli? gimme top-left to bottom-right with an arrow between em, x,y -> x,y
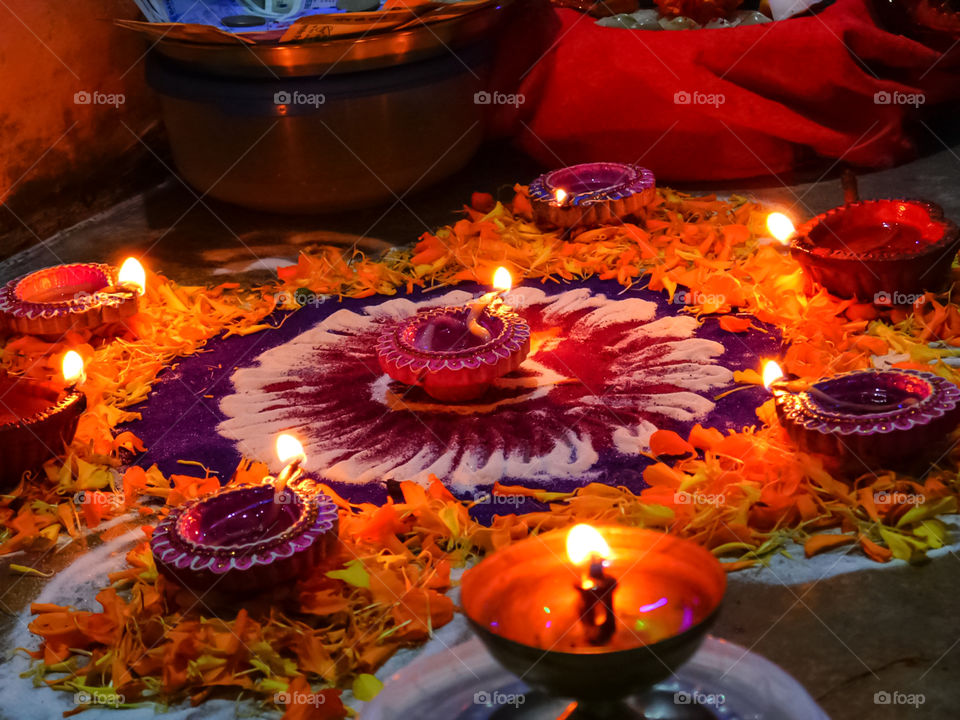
3,186 -> 960,718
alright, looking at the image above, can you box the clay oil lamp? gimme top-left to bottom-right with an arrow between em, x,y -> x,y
151,434 -> 339,594
781,200 -> 959,303
0,351 -> 87,488
461,524 -> 726,718
377,267 -> 530,401
529,162 -> 656,230
0,257 -> 146,338
764,361 -> 960,472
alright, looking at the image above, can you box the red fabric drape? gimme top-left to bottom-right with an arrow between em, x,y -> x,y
487,0 -> 960,180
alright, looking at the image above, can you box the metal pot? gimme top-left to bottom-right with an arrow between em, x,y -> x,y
146,44 -> 488,213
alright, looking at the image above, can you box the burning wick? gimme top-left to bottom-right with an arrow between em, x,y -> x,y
61,351 -> 86,389
274,433 -> 306,498
567,524 -> 618,646
554,188 -> 568,207
116,257 -> 147,296
765,212 -> 795,247
466,266 -> 513,343
762,360 -> 916,413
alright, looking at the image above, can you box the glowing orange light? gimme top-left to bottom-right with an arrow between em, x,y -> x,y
492,266 -> 513,292
62,351 -> 85,386
566,524 -> 611,566
766,213 -> 795,245
276,433 -> 306,465
118,257 -> 146,295
762,361 -> 785,390
554,189 -> 568,206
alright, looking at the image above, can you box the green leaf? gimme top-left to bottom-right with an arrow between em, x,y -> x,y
352,673 -> 384,701
878,528 -> 925,563
896,497 -> 957,528
326,560 -> 370,588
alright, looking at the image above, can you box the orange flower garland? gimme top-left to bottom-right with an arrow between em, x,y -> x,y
5,186 -> 960,717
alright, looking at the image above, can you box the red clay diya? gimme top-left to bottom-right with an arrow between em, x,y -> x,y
461,525 -> 726,716
0,258 -> 146,337
0,352 -> 86,488
770,366 -> 960,472
151,436 -> 338,593
377,285 -> 530,402
790,200 -> 960,302
529,162 -> 656,230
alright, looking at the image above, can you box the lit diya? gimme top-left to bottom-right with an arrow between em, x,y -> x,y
461,524 -> 726,716
0,351 -> 87,488
0,257 -> 146,337
151,434 -> 338,594
529,162 -> 656,230
377,267 -> 530,401
782,200 -> 959,302
764,361 -> 960,472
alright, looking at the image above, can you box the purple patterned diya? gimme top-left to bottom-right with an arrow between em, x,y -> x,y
0,371 -> 86,489
529,162 -> 656,230
377,304 -> 531,402
773,368 -> 960,472
791,200 -> 960,302
151,445 -> 338,593
0,259 -> 145,337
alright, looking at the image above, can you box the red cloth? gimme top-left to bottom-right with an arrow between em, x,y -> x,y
488,0 -> 960,181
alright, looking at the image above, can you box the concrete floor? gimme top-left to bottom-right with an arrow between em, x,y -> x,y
2,138 -> 960,720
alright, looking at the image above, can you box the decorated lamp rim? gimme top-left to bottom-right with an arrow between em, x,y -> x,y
528,162 -> 656,207
791,199 -> 960,262
0,377 -> 85,433
377,306 -> 530,372
150,481 -> 338,575
777,368 -> 960,435
0,263 -> 136,320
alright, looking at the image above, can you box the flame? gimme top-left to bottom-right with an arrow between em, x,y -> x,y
766,213 -> 795,245
566,524 -> 611,565
554,188 -> 567,206
762,360 -> 785,390
276,433 -> 306,465
62,351 -> 85,386
118,257 -> 146,295
492,266 -> 513,292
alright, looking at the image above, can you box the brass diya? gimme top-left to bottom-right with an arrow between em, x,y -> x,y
461,526 -> 726,719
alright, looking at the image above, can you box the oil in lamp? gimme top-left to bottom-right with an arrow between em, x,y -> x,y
0,257 -> 146,337
784,200 -> 959,302
0,351 -> 87,488
528,162 -> 656,230
151,433 -> 338,594
461,524 -> 726,718
764,360 -> 960,472
377,267 -> 530,401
